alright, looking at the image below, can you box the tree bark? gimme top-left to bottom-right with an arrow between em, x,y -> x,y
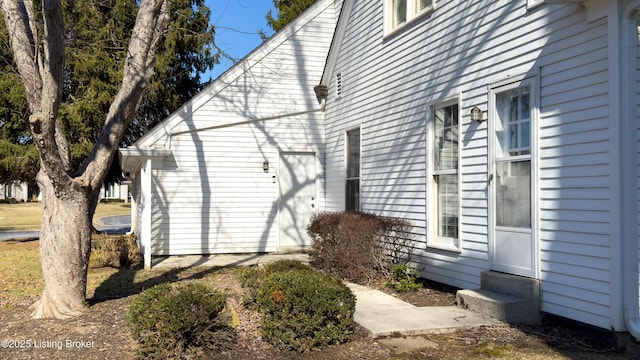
0,0 -> 170,319
30,174 -> 95,319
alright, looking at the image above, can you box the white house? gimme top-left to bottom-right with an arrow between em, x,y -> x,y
120,0 -> 640,340
1,182 -> 28,202
99,182 -> 130,202
119,0 -> 337,267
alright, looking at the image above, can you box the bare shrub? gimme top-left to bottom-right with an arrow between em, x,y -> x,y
307,211 -> 414,284
92,233 -> 141,268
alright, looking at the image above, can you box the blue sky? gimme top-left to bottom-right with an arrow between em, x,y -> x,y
205,0 -> 276,81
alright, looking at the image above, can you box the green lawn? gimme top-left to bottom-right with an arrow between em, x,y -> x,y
0,201 -> 131,231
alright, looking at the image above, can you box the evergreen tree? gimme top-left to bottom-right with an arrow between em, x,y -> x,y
266,0 -> 317,32
0,0 -> 217,186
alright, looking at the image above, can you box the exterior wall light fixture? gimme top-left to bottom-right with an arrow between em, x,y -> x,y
471,106 -> 484,123
263,160 -> 269,173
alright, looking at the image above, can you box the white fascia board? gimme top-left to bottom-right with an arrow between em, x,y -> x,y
118,147 -> 172,173
318,0 -> 355,90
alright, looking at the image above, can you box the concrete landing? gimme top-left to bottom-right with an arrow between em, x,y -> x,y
347,283 -> 499,337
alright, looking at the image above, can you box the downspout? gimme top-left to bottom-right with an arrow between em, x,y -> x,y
621,0 -> 640,340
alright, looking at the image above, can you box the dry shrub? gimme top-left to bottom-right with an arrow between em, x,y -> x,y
92,233 -> 141,268
127,283 -> 234,358
307,211 -> 414,284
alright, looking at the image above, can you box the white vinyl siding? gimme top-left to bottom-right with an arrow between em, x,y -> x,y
537,16 -> 611,329
133,0 -> 336,256
324,0 -> 616,328
150,117 -> 325,255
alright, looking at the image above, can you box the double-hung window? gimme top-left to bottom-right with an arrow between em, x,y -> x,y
346,128 -> 360,211
430,102 -> 459,249
387,0 -> 434,33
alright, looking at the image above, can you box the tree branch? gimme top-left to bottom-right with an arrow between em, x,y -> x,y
2,0 -> 71,196
0,0 -> 41,108
79,0 -> 170,189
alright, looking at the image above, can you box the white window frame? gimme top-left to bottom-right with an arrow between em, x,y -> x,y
345,127 -> 361,211
426,98 -> 461,251
384,0 -> 435,35
527,0 -> 545,10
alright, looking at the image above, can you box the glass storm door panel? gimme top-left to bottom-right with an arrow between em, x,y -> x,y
491,83 -> 535,277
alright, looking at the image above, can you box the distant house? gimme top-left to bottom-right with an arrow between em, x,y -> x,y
1,182 -> 28,202
99,181 -> 130,203
121,0 -> 640,340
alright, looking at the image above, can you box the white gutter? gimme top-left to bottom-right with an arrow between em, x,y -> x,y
621,0 -> 640,340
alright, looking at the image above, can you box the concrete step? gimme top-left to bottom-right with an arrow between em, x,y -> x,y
480,271 -> 540,299
456,271 -> 541,324
456,288 -> 540,324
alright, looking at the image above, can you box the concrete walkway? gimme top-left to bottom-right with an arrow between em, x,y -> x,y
150,253 -> 499,338
347,282 -> 498,337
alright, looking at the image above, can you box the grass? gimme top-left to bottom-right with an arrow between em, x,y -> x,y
0,235 -> 175,304
0,240 -> 635,359
0,240 -> 42,301
0,201 -> 130,231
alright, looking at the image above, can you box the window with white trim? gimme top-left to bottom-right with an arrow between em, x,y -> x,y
346,128 -> 360,211
429,102 -> 460,249
386,0 -> 434,33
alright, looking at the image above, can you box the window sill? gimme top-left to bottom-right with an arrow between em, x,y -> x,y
427,241 -> 461,254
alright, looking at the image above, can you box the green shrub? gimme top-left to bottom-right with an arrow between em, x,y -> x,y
263,259 -> 313,273
255,269 -> 356,352
239,260 -> 313,303
386,263 -> 423,292
127,282 -> 234,359
307,211 -> 414,284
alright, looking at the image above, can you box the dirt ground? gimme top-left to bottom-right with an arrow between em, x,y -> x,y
0,244 -> 637,359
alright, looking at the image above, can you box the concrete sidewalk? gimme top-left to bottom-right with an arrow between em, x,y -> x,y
347,282 -> 498,337
151,253 -> 499,338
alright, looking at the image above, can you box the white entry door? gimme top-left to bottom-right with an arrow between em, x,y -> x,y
490,79 -> 536,278
279,152 -> 317,249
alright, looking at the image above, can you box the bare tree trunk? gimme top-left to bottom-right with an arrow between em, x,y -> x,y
30,175 -> 94,319
1,0 -> 169,319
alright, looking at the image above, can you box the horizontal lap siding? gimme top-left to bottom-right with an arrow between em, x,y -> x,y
326,0 -> 554,289
148,1 -> 335,255
326,0 -> 615,328
152,117 -> 324,255
148,1 -> 336,145
538,16 -> 611,328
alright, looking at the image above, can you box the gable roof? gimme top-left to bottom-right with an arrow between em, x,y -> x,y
132,0 -> 338,149
314,0 -> 355,103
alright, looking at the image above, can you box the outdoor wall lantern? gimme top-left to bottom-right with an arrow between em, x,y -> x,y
471,106 -> 484,123
263,160 -> 269,173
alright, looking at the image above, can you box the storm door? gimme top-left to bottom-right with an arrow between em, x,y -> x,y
490,79 -> 536,277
